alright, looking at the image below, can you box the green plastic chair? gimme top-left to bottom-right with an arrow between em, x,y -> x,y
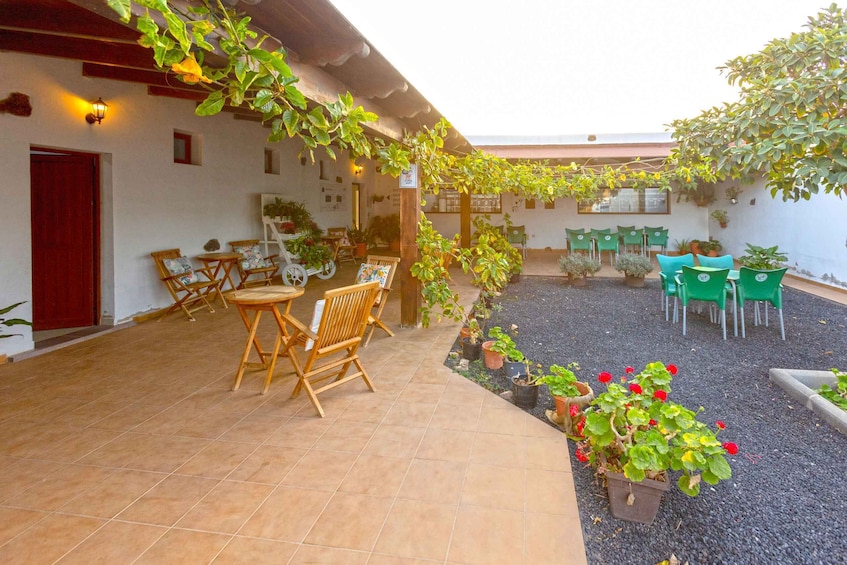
676,266 -> 730,340
645,228 -> 669,257
507,225 -> 527,259
656,253 -> 694,321
697,254 -> 734,269
619,228 -> 644,255
567,230 -> 593,256
734,267 -> 788,339
593,231 -> 619,265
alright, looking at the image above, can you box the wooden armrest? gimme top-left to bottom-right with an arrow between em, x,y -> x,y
281,312 -> 318,342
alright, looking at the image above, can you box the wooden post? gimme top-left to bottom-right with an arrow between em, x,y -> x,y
399,182 -> 421,328
460,191 -> 471,247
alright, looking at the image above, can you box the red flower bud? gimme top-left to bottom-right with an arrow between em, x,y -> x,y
569,404 -> 580,418
667,364 -> 678,375
716,420 -> 726,430
620,376 -> 627,383
575,448 -> 588,462
649,419 -> 657,426
629,384 -> 643,394
598,371 -> 612,383
653,390 -> 667,402
625,366 -> 635,374
722,442 -> 739,455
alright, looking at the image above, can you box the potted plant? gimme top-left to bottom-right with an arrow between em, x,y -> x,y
286,236 -> 333,270
483,325 -> 524,372
699,238 -> 723,257
369,214 -> 401,251
558,254 -> 601,286
0,301 -> 31,364
460,317 -> 483,361
672,238 -> 691,256
725,186 -> 743,205
575,362 -> 737,524
614,253 -> 653,287
710,209 -> 729,228
536,362 -> 595,435
347,226 -> 368,258
512,361 -> 542,409
738,243 -> 788,270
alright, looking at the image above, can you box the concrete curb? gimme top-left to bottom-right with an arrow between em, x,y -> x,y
769,368 -> 847,436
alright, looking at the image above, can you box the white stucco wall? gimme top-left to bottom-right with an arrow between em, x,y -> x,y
709,180 -> 847,289
0,53 -> 376,356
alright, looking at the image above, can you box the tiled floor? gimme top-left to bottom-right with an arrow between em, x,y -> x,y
5,251 -> 842,564
0,259 -> 587,564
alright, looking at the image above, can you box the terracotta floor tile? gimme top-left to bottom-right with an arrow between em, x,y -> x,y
212,536 -> 299,564
380,402 -> 436,428
526,468 -> 578,515
398,459 -> 465,505
397,383 -> 445,404
6,464 -> 114,511
470,433 -> 527,468
363,425 -> 425,459
460,463 -> 525,511
314,419 -> 378,452
280,449 -> 357,491
0,513 -> 104,565
175,440 -> 257,479
174,411 -> 245,439
54,520 -> 166,565
415,428 -> 475,462
88,403 -> 165,432
525,512 -> 587,565
338,454 -> 411,497
117,474 -> 219,526
39,428 -> 123,464
238,486 -> 332,542
476,406 -> 527,436
176,480 -> 274,533
0,506 -> 47,545
337,397 -> 395,424
428,402 -> 481,431
448,506 -> 524,565
59,468 -> 166,518
79,432 -> 211,473
525,435 -> 573,472
304,491 -> 393,550
373,499 -> 456,561
227,444 -> 307,484
135,528 -> 231,565
218,413 -> 288,444
367,554 -> 441,565
132,406 -> 210,436
288,544 -> 370,564
0,458 -> 66,503
263,416 -> 333,449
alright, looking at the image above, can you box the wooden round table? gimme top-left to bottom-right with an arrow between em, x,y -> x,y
228,285 -> 305,394
196,251 -> 243,297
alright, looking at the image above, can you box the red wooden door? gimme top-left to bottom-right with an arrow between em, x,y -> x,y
30,151 -> 99,330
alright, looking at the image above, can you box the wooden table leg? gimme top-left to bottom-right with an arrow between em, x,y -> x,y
232,307 -> 267,391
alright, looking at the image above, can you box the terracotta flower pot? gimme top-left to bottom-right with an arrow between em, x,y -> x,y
567,273 -> 587,287
553,382 -> 595,435
481,340 -> 503,369
624,274 -> 646,288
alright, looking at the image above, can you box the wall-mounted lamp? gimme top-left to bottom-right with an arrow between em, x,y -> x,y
85,97 -> 108,125
354,164 -> 364,176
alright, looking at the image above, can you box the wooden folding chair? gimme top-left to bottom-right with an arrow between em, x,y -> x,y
279,281 -> 381,417
150,249 -> 224,321
228,239 -> 279,288
358,255 -> 401,346
326,227 -> 357,263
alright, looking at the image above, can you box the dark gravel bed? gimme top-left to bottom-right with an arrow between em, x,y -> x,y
447,276 -> 847,565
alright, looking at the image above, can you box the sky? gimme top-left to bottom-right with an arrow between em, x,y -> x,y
327,1 -> 833,137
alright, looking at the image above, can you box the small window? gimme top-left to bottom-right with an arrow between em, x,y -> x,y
174,132 -> 192,164
264,148 -> 280,175
525,199 -> 536,209
544,200 -> 555,210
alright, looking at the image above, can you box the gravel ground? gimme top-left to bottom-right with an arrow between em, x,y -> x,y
447,275 -> 847,565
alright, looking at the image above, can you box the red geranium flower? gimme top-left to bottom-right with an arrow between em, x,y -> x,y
653,390 -> 667,402
649,419 -> 657,426
722,442 -> 739,455
569,404 -> 580,418
625,366 -> 635,374
598,371 -> 612,383
716,420 -> 726,429
575,448 -> 588,462
629,384 -> 643,394
576,418 -> 586,436
667,364 -> 678,375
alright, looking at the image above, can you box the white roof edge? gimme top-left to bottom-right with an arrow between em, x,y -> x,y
466,132 -> 674,146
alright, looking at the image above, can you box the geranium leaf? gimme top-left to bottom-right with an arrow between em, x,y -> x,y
708,454 -> 733,479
